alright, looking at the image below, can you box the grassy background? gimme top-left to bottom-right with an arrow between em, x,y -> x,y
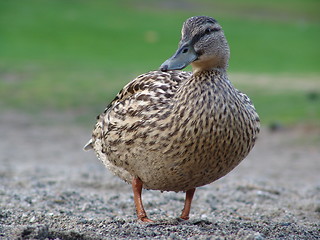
0,0 -> 319,126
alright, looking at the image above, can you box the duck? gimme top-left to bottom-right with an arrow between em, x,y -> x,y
84,16 -> 260,222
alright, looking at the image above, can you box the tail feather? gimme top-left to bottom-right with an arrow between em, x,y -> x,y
83,139 -> 93,151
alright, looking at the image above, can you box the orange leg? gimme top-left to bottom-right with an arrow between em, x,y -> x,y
180,188 -> 196,220
132,177 -> 153,222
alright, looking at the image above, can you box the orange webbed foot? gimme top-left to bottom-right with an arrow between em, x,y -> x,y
138,216 -> 154,223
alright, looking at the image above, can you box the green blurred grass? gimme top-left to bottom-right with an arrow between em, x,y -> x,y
0,0 -> 319,126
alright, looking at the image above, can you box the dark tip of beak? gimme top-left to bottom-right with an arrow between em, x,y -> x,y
160,64 -> 168,72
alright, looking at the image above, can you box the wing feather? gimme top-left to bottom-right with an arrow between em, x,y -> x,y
84,70 -> 191,150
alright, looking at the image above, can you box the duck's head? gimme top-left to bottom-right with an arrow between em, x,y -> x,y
160,16 -> 230,73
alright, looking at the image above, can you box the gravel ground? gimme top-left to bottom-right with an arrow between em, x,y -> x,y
0,111 -> 319,239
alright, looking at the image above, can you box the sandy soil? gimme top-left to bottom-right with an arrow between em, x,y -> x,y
0,111 -> 319,239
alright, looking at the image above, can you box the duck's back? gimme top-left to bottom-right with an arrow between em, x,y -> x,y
90,70 -> 260,192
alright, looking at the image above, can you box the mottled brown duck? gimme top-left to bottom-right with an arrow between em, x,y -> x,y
84,16 -> 260,222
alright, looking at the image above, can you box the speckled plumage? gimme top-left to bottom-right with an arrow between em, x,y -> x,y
89,69 -> 259,191
85,16 -> 260,221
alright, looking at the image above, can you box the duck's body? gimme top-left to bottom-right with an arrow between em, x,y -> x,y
85,16 -> 260,221
89,69 -> 259,192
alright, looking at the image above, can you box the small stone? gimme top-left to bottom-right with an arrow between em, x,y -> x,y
29,216 -> 36,223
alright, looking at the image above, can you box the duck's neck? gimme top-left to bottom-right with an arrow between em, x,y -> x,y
191,57 -> 228,74
192,67 -> 227,77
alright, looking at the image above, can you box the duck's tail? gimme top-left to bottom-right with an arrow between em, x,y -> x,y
83,139 -> 93,151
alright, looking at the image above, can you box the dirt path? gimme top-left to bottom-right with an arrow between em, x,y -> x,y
0,111 -> 319,239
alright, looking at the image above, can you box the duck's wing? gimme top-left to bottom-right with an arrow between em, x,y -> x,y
84,70 -> 191,150
105,71 -> 190,112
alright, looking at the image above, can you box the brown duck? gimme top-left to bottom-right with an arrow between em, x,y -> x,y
84,16 -> 260,222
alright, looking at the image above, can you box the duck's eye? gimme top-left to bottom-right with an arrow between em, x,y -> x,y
205,28 -> 213,35
205,27 -> 220,35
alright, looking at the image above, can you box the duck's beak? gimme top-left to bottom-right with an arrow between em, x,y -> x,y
160,43 -> 198,72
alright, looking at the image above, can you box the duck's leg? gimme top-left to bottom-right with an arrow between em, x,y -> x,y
132,177 -> 153,222
180,188 -> 196,220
